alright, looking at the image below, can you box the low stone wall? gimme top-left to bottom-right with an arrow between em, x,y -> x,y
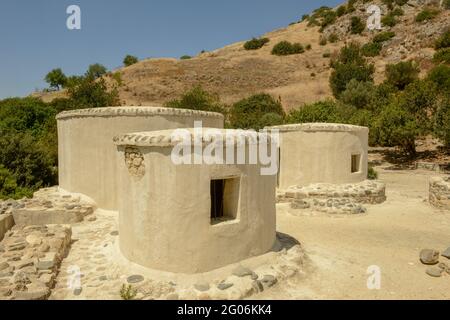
278,180 -> 386,215
0,224 -> 72,300
429,176 -> 450,210
11,187 -> 95,227
0,215 -> 14,242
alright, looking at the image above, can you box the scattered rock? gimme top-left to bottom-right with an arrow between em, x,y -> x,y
252,280 -> 264,293
127,275 -> 144,284
194,281 -> 210,292
13,287 -> 50,300
110,231 -> 119,236
73,287 -> 82,296
232,265 -> 253,277
420,249 -> 440,265
426,267 -> 443,278
261,275 -> 277,288
0,262 -> 9,272
442,247 -> 450,259
217,282 -> 233,290
25,235 -> 42,246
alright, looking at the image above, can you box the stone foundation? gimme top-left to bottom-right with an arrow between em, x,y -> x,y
11,187 -> 95,227
0,215 -> 14,242
0,224 -> 72,300
429,176 -> 450,210
278,180 -> 386,215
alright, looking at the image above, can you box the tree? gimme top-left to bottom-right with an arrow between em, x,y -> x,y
385,61 -> 419,90
330,43 -> 375,97
434,95 -> 450,147
340,79 -> 377,109
350,16 -> 365,34
164,86 -> 225,114
85,63 -> 108,80
287,100 -> 354,124
230,94 -> 285,130
67,77 -> 119,108
45,68 -> 67,90
123,55 -> 139,67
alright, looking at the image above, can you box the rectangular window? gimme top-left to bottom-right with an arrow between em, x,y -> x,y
351,154 -> 361,173
210,177 -> 240,225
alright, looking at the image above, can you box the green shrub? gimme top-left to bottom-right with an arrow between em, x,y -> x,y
385,61 -> 419,90
350,16 -> 365,34
271,41 -> 304,56
435,30 -> 450,50
415,9 -> 440,23
120,284 -> 137,300
374,102 -> 420,156
361,42 -> 382,57
391,8 -> 404,16
180,55 -> 192,60
427,64 -> 450,92
330,43 -> 375,97
382,0 -> 394,10
164,86 -> 225,114
443,0 -> 450,9
230,94 -> 285,130
319,10 -> 337,31
244,38 -> 270,50
394,0 -> 408,6
367,166 -> 378,180
287,100 -> 353,124
373,31 -> 395,43
67,77 -> 119,108
328,33 -> 339,43
305,44 -> 312,50
123,55 -> 138,67
323,51 -> 331,58
340,79 -> 377,109
45,69 -> 67,90
434,96 -> 450,147
381,14 -> 397,27
85,63 -> 108,80
337,6 -> 347,17
319,36 -> 328,46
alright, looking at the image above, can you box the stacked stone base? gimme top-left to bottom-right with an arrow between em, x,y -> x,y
278,180 -> 386,215
429,177 -> 450,210
0,224 -> 72,300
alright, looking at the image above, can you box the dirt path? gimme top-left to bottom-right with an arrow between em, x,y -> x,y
257,168 -> 450,300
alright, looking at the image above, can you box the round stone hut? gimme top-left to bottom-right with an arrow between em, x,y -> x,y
114,128 -> 277,273
56,106 -> 224,210
268,123 -> 369,190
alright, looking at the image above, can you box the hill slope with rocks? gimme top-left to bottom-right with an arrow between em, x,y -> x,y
35,0 -> 449,111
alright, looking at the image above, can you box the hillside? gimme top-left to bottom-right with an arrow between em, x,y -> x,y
35,0 -> 450,111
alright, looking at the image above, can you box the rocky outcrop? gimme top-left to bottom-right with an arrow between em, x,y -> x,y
429,176 -> 450,210
0,224 -> 72,300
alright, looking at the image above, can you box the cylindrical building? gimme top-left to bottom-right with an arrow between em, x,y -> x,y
269,123 -> 369,190
114,129 -> 277,273
56,106 -> 224,210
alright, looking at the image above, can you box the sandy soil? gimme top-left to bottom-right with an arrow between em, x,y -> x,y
256,167 -> 450,300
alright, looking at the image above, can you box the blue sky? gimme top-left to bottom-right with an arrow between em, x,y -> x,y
0,0 -> 342,99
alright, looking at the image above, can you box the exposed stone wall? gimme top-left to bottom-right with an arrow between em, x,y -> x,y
278,180 -> 386,215
0,224 -> 71,300
11,187 -> 95,227
429,177 -> 450,210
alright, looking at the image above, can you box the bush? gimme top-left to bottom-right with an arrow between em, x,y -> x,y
319,10 -> 337,31
328,33 -> 339,43
85,64 -> 107,80
340,79 -> 377,109
391,8 -> 404,16
230,94 -> 285,130
305,44 -> 312,50
350,16 -> 365,34
45,69 -> 67,90
164,86 -> 225,114
427,64 -> 450,92
434,96 -> 450,147
271,41 -> 304,56
361,42 -> 382,57
381,14 -> 397,27
323,51 -> 331,58
385,61 -> 419,90
330,43 -> 375,97
395,0 -> 408,6
374,102 -> 420,156
67,77 -> 119,108
443,0 -> 450,9
319,36 -> 328,46
367,166 -> 378,180
287,100 -> 353,124
123,55 -> 138,67
180,55 -> 192,60
336,5 -> 347,17
373,31 -> 395,43
415,9 -> 439,23
435,30 -> 450,50
244,38 -> 270,50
